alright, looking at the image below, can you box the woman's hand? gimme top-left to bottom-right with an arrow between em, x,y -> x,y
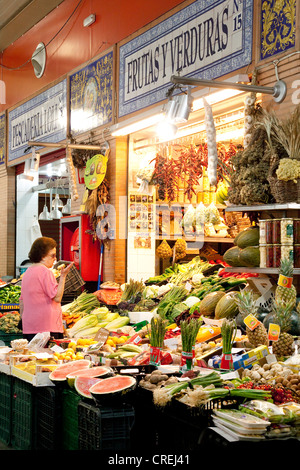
60,262 -> 74,278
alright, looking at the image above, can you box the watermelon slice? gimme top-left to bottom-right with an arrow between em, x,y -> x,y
75,376 -> 102,399
66,365 -> 113,387
90,375 -> 136,403
49,359 -> 91,383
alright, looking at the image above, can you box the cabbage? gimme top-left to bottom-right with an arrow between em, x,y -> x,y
184,296 -> 202,308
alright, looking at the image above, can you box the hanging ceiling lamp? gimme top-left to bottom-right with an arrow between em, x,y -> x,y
38,192 -> 52,220
52,193 -> 64,208
50,197 -> 62,219
62,198 -> 71,215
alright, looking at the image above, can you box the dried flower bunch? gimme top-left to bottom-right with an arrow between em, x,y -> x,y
261,105 -> 300,161
228,125 -> 273,205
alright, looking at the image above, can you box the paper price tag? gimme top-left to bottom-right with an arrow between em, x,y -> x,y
278,275 -> 293,288
244,314 -> 261,331
164,337 -> 179,350
268,323 -> 280,342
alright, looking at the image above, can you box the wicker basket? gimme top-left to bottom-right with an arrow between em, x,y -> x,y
268,154 -> 300,203
55,261 -> 85,294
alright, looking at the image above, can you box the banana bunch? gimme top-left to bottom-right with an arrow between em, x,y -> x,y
216,182 -> 229,205
107,343 -> 143,360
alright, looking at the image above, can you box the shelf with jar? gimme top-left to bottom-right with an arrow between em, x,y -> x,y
222,206 -> 300,274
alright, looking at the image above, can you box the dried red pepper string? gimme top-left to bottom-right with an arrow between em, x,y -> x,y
150,142 -> 237,201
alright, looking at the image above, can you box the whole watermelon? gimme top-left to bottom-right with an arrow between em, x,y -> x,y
215,292 -> 239,319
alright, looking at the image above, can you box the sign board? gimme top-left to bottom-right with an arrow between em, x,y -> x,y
8,79 -> 67,164
118,0 -> 253,117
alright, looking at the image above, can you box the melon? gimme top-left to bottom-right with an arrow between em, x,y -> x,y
215,292 -> 239,319
90,375 -> 137,403
239,246 -> 260,267
67,365 -> 114,387
234,226 -> 259,249
199,291 -> 226,317
223,246 -> 243,267
49,359 -> 91,383
74,376 -> 102,399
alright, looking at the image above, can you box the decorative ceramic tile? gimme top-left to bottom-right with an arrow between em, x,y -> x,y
261,0 -> 296,60
70,51 -> 113,135
0,113 -> 5,165
119,0 -> 253,117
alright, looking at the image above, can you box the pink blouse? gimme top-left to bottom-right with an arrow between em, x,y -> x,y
20,264 -> 63,334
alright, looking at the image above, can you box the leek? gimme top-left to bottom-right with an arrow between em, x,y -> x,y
64,291 -> 100,316
178,386 -> 229,407
189,371 -> 223,389
153,381 -> 190,407
230,388 -> 272,400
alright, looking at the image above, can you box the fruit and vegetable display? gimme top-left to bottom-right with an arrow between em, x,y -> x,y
0,311 -> 21,334
0,284 -> 21,304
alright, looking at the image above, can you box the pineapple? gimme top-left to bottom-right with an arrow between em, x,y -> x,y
271,300 -> 295,359
235,290 -> 269,347
275,258 -> 297,308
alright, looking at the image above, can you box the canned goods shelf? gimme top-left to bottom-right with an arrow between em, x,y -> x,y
224,267 -> 300,274
225,203 -> 300,212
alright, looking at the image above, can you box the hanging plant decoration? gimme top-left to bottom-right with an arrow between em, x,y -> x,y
66,148 -> 79,201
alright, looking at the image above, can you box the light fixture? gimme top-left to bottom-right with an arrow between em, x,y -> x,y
155,120 -> 178,141
83,14 -> 96,27
38,193 -> 52,220
31,43 -> 46,79
156,87 -> 193,139
171,75 -> 287,104
50,197 -> 62,219
111,113 -> 163,137
164,89 -> 193,123
52,193 -> 64,208
62,198 -> 71,214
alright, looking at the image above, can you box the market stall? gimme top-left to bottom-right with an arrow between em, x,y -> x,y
2,97 -> 300,453
0,247 -> 300,451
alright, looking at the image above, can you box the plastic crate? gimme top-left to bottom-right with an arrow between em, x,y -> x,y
55,260 -> 85,294
0,373 -> 13,445
0,333 -> 23,347
11,378 -> 35,450
34,386 -> 63,450
62,389 -> 81,450
155,397 -> 238,451
78,402 -> 135,451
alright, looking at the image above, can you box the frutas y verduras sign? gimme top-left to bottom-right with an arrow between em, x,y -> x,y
118,0 -> 253,117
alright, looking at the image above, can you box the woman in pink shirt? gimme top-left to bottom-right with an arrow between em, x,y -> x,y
19,237 -> 73,341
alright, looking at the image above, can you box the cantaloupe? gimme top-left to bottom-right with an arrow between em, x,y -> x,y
215,292 -> 239,319
234,226 -> 259,249
223,246 -> 243,267
239,246 -> 260,267
199,291 -> 226,317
